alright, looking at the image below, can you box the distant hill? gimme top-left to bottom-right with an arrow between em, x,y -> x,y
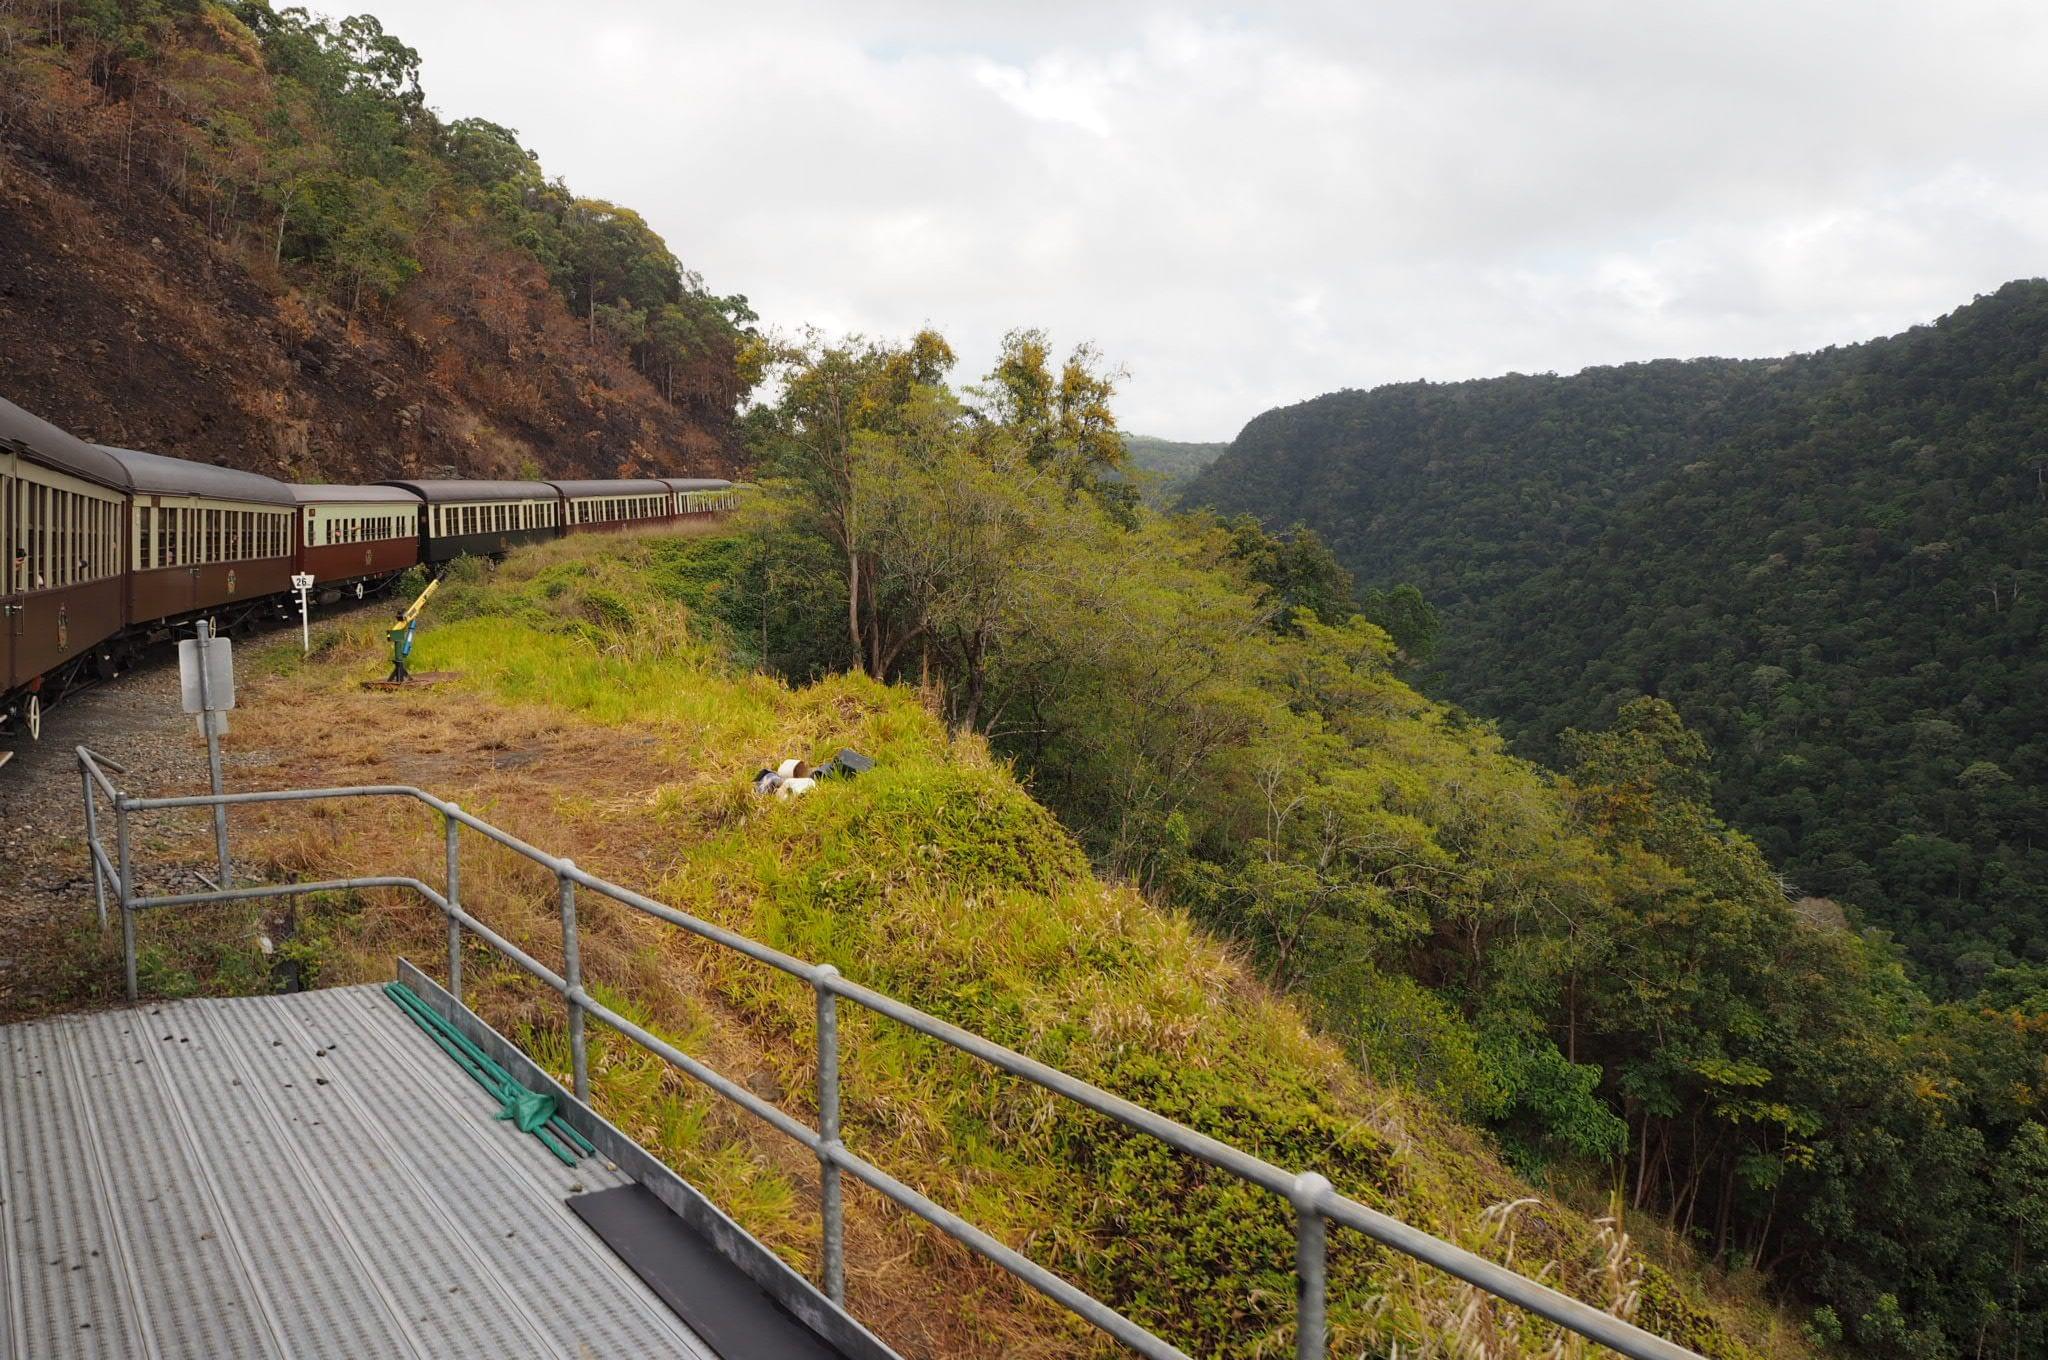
1187,282 -> 2048,988
1121,433 -> 1227,502
0,3 -> 752,481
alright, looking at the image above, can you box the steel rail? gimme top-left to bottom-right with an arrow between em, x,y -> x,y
78,762 -> 1705,1360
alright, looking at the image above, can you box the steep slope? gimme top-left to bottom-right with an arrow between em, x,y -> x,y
1186,282 -> 2048,987
162,528 -> 1798,1360
0,2 -> 749,480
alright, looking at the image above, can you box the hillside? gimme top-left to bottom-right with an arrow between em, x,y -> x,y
1120,433 -> 1227,502
62,527 -> 1802,1360
1186,281 -> 2048,989
0,2 -> 751,480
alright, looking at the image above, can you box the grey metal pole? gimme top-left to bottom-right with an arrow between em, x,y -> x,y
81,766 -> 107,929
1292,1172 -> 1331,1360
193,620 -> 231,887
115,794 -> 137,1003
559,862 -> 588,1102
815,963 -> 845,1305
444,805 -> 463,1003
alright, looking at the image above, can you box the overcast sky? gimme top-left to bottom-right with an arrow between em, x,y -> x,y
364,0 -> 2048,440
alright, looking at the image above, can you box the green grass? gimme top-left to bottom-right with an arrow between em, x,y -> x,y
244,529 -> 1799,1360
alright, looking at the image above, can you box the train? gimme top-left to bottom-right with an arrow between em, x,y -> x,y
1,395 -> 739,746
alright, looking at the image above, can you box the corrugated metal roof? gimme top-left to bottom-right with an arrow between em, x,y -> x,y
0,987 -> 717,1359
548,478 -> 675,498
380,479 -> 560,503
0,397 -> 131,489
287,483 -> 424,505
95,445 -> 298,505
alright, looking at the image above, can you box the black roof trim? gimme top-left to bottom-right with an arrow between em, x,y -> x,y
287,484 -> 424,505
97,445 -> 297,505
548,479 -> 676,498
0,398 -> 131,490
379,479 -> 559,503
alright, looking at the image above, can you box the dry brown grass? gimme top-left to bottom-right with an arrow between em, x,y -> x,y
203,621 -> 1081,1358
74,534 -> 1826,1360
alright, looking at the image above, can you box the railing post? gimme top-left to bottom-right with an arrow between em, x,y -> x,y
444,804 -> 463,1003
814,963 -> 845,1305
115,793 -> 137,1003
1292,1172 -> 1331,1360
559,861 -> 589,1102
81,765 -> 107,930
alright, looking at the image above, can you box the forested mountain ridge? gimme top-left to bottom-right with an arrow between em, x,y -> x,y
1120,432 -> 1227,501
1191,354 -> 1854,611
0,1 -> 753,480
1187,280 -> 2048,988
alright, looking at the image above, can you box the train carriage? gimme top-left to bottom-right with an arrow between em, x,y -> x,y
550,478 -> 677,534
661,477 -> 739,514
99,445 -> 297,626
1,400 -> 131,735
5,391 -> 744,755
380,479 -> 560,564
290,483 -> 424,596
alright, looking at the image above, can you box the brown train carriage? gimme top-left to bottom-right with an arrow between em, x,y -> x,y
289,484 -> 423,595
551,479 -> 677,534
661,478 -> 739,515
1,399 -> 130,730
98,445 -> 297,626
380,480 -> 560,564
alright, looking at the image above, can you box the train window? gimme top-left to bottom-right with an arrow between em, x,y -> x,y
52,489 -> 67,586
27,483 -> 41,587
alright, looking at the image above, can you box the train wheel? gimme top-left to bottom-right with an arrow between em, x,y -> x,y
26,694 -> 40,742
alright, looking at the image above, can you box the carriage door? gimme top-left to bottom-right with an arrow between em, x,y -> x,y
2,449 -> 17,689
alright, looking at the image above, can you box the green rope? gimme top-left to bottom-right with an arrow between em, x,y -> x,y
384,981 -> 597,1165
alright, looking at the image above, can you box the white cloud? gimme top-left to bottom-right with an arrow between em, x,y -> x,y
362,0 -> 2048,438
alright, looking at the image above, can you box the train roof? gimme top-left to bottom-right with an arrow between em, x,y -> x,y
286,483 -> 424,505
378,478 -> 559,503
0,397 -> 132,490
547,478 -> 675,498
660,478 -> 736,492
95,445 -> 298,505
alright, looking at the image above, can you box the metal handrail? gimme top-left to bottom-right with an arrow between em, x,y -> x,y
73,747 -> 1704,1360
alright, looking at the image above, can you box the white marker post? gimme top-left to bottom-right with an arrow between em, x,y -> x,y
291,572 -> 316,653
178,620 -> 235,888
